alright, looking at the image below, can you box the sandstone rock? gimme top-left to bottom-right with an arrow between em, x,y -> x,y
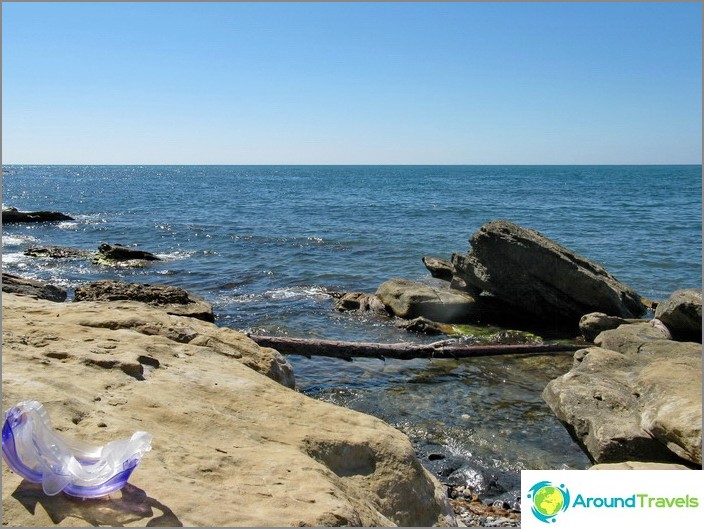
448,274 -> 480,295
376,279 -> 481,324
24,246 -> 92,259
422,256 -> 455,282
333,291 -> 388,314
1,294 -> 455,527
579,312 -> 642,342
74,280 -> 214,322
94,243 -> 161,263
2,207 -> 74,223
594,322 -> 673,355
543,343 -> 702,466
452,220 -> 646,325
589,462 -> 692,470
654,289 -> 702,342
1,273 -> 67,302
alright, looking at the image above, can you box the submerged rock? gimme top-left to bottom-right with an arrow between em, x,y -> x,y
452,220 -> 646,326
2,207 -> 74,223
1,273 -> 67,302
654,289 -> 702,342
396,316 -> 456,335
74,280 -> 215,322
332,291 -> 388,314
24,246 -> 92,259
2,293 -> 455,527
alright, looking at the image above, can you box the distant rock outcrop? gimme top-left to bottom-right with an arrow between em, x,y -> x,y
74,280 -> 215,322
452,220 -> 646,326
2,207 -> 74,223
24,246 -> 91,259
94,243 -> 161,264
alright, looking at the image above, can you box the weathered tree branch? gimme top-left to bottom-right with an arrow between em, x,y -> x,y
246,334 -> 582,361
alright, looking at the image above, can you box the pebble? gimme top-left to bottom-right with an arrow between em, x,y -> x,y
447,483 -> 520,527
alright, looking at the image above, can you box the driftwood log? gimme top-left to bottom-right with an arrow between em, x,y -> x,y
247,335 -> 582,361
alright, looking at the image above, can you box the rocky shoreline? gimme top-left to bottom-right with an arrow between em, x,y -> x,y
2,214 -> 701,526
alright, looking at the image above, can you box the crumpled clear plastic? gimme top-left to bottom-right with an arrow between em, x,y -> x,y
2,400 -> 152,498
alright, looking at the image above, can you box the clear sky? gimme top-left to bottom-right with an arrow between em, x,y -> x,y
2,1 -> 701,165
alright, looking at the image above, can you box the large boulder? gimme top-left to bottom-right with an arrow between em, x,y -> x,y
74,280 -> 214,322
654,289 -> 702,342
1,293 -> 455,527
543,335 -> 702,466
2,207 -> 74,223
1,273 -> 67,302
376,279 -> 482,323
452,220 -> 646,326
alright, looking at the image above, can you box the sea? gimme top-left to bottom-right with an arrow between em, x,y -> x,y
2,165 -> 701,506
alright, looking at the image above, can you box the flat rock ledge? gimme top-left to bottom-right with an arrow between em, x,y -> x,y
543,323 -> 702,466
1,294 -> 455,527
74,280 -> 215,322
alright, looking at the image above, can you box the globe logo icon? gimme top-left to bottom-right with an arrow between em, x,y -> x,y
527,481 -> 570,523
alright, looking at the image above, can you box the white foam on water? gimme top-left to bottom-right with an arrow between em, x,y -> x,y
155,250 -> 197,261
2,234 -> 38,246
219,285 -> 329,305
2,252 -> 29,264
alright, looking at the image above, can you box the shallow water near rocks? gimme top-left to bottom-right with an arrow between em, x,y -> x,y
3,165 -> 701,503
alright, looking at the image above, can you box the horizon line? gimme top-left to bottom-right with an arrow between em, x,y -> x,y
2,163 -> 702,168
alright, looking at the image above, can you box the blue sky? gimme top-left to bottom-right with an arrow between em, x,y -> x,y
2,2 -> 701,164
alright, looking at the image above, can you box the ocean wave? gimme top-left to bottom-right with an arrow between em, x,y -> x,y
2,234 -> 39,246
2,252 -> 30,264
221,285 -> 330,304
154,250 -> 198,260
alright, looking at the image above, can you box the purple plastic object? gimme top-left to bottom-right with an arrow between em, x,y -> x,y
1,401 -> 152,498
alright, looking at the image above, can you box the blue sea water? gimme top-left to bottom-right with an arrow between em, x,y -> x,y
2,165 -> 702,503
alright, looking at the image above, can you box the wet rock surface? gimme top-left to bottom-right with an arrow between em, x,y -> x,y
1,272 -> 67,302
93,243 -> 161,264
24,246 -> 92,259
331,291 -> 388,314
